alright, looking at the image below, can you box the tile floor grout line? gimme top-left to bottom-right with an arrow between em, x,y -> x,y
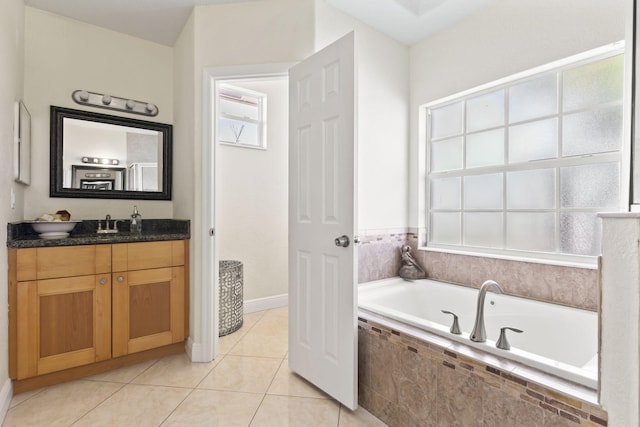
68,353 -> 215,427
192,354 -> 226,390
247,391 -> 269,427
337,404 -> 345,427
80,356 -> 160,386
6,386 -> 46,411
264,357 -> 288,396
247,327 -> 287,427
157,385 -> 199,426
250,353 -> 284,427
221,312 -> 263,354
68,382 -> 127,426
112,382 -> 201,391
125,357 -> 163,384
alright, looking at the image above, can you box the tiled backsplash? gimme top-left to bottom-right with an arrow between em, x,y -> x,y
358,229 -> 599,311
357,229 -> 408,283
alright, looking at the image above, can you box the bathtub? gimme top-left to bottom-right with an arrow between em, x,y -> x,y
358,277 -> 598,389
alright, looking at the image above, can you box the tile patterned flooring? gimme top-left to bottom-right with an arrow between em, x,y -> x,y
3,307 -> 386,426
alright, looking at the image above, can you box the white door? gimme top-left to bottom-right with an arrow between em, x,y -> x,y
288,32 -> 358,410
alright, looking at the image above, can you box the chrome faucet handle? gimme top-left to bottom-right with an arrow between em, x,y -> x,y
441,310 -> 461,335
496,326 -> 523,350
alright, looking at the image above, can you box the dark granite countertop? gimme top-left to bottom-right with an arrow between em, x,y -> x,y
7,219 -> 190,248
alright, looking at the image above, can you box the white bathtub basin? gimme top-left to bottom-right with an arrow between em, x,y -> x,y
358,277 -> 598,389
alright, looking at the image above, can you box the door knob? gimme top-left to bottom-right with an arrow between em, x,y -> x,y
117,276 -> 124,282
334,235 -> 350,248
99,278 -> 107,285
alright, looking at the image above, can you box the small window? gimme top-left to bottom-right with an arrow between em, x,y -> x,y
217,84 -> 266,149
424,45 -> 626,265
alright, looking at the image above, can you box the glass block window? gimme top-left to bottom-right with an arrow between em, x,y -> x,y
217,84 -> 266,149
426,48 -> 625,261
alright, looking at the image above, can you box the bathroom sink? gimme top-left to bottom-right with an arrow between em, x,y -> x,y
96,229 -> 119,234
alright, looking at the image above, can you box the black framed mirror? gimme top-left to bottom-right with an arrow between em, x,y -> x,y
50,106 -> 172,200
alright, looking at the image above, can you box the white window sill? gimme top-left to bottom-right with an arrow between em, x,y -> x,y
418,245 -> 599,270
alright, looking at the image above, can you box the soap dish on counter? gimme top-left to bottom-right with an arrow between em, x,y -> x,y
38,232 -> 70,240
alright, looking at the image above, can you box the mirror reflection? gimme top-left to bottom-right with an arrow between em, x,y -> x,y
63,118 -> 162,192
50,106 -> 172,200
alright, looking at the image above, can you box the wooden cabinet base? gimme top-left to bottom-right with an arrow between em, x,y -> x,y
12,341 -> 185,394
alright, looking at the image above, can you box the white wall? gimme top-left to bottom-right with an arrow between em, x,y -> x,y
315,1 -> 410,231
408,0 -> 626,227
23,8 -> 174,221
218,79 -> 288,300
172,10 -> 198,344
0,0 -> 25,418
173,0 -> 315,354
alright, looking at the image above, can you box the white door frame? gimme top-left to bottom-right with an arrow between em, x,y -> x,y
199,63 -> 295,361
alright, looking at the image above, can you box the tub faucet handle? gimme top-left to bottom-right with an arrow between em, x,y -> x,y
496,326 -> 523,350
441,310 -> 462,335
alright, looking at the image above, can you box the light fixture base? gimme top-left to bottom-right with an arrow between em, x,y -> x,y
72,90 -> 158,117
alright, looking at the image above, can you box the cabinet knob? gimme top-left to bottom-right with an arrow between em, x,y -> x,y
99,278 -> 107,285
117,276 -> 124,282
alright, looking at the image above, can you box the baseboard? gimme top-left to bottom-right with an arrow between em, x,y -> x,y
0,377 -> 13,423
244,293 -> 288,313
185,337 -> 195,360
185,337 -> 209,363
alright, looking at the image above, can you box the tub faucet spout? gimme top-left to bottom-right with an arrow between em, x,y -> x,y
470,280 -> 503,343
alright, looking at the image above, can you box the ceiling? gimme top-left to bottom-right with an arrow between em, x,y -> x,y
326,0 -> 496,45
24,0 -> 496,47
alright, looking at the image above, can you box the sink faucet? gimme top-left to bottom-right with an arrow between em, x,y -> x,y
470,280 -> 503,343
97,214 -> 119,233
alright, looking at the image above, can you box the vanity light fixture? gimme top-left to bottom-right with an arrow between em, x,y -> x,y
72,90 -> 158,117
82,156 -> 120,165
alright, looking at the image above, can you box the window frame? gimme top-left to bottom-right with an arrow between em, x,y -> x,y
419,42 -> 629,269
216,83 -> 267,150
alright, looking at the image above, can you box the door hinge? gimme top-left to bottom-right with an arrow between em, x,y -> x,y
209,228 -> 215,236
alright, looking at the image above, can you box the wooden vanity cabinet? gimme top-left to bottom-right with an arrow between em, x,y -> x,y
111,241 -> 186,357
9,240 -> 188,386
9,245 -> 112,380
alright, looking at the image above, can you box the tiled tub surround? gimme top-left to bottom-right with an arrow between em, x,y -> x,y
357,229 -> 409,283
358,229 -> 599,311
359,278 -> 598,389
358,315 -> 608,427
7,219 -> 190,248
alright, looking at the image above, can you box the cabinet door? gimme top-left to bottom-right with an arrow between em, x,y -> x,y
112,267 -> 185,357
16,274 -> 111,379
